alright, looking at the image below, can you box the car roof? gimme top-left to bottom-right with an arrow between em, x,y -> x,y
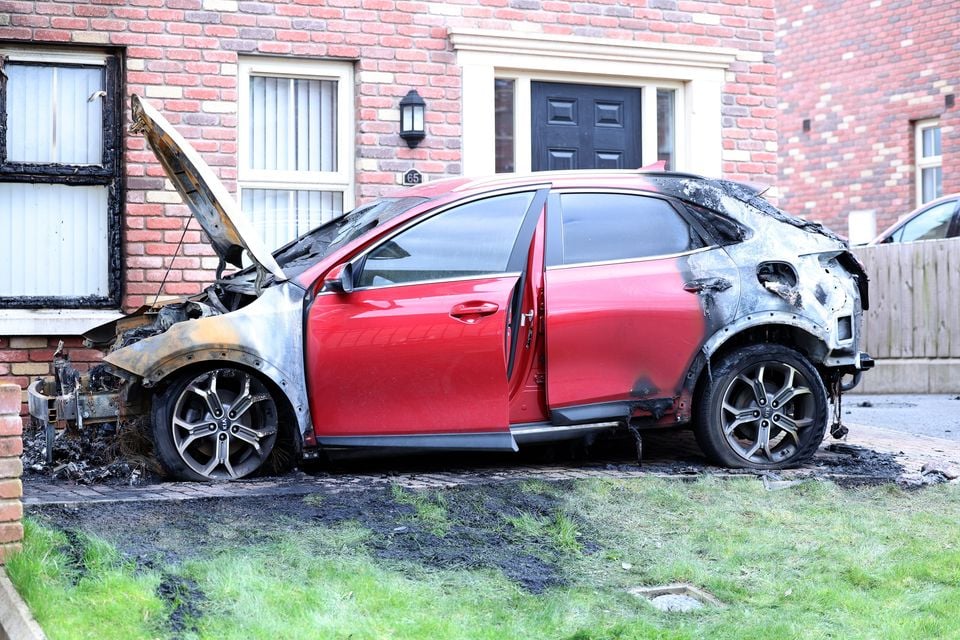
396,169 -> 710,199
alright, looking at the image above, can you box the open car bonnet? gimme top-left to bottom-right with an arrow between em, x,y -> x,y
130,95 -> 286,282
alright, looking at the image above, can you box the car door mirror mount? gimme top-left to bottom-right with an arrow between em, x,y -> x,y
323,262 -> 355,294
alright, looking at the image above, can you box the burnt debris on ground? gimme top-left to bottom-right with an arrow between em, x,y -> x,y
21,424 -> 910,487
156,572 -> 206,640
22,419 -> 164,486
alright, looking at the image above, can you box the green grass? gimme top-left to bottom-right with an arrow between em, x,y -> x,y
390,484 -> 451,535
5,521 -> 166,640
10,478 -> 960,639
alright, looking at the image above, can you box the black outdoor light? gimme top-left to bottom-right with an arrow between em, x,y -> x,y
399,89 -> 426,148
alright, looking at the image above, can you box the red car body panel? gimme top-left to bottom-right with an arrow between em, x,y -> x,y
543,257 -> 706,410
305,275 -> 518,435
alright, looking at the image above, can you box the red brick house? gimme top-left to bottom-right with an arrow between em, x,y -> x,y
776,0 -> 958,241
0,0 -> 778,399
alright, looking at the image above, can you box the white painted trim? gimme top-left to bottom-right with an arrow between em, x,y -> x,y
641,87 -> 659,168
450,29 -> 738,72
450,28 -> 736,177
915,118 -> 942,206
0,309 -> 123,336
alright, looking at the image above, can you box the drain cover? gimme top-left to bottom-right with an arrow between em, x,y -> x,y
629,584 -> 721,612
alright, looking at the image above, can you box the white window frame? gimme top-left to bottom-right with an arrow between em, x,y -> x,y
450,29 -> 737,177
237,57 -> 355,218
915,118 -> 942,206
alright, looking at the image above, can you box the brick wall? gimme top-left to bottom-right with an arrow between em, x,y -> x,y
0,338 -> 103,397
0,0 -> 777,404
776,0 -> 958,234
0,385 -> 23,562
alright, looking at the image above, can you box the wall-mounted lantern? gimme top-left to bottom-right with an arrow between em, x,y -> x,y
399,89 -> 426,148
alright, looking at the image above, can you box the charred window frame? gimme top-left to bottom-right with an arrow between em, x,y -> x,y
0,49 -> 122,309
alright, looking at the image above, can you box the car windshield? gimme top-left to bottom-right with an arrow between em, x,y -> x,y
263,196 -> 430,279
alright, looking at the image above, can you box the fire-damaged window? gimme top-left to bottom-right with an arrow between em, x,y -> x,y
238,57 -> 355,252
554,193 -> 703,266
0,48 -> 121,308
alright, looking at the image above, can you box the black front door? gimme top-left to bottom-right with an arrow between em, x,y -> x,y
531,82 -> 641,171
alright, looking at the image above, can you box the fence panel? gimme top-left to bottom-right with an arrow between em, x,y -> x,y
853,236 -> 960,360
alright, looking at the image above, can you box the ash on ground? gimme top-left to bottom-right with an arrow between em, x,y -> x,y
30,481 -> 587,594
22,420 -> 164,486
20,423 -> 911,488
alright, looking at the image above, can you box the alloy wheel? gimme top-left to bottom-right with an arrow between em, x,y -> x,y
170,369 -> 278,480
718,361 -> 816,465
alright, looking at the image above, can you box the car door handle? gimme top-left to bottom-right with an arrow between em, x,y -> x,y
683,277 -> 732,294
450,301 -> 499,321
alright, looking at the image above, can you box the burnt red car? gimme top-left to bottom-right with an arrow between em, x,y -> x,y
29,96 -> 873,481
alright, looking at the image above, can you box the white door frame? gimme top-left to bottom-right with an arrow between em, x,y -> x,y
450,29 -> 738,177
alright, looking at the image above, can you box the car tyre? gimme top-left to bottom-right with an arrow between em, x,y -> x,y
152,367 -> 279,481
695,344 -> 828,469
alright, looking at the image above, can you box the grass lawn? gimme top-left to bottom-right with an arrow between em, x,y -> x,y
9,477 -> 960,639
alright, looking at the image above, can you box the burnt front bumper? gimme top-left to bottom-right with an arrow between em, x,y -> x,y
27,377 -> 125,463
27,377 -> 123,428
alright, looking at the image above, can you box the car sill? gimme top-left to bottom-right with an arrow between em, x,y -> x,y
511,421 -> 621,445
316,431 -> 519,452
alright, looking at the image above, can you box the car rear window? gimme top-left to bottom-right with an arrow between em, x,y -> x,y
556,193 -> 701,265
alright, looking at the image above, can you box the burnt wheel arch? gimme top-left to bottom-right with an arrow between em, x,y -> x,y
677,323 -> 830,425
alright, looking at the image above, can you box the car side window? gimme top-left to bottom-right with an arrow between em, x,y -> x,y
558,193 -> 701,265
355,192 -> 534,288
894,201 -> 957,242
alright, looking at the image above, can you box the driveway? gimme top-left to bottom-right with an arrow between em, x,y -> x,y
844,394 -> 960,441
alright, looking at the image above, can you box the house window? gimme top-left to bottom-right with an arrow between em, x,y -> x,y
238,58 -> 354,251
656,89 -> 676,171
494,79 -> 515,173
916,119 -> 942,205
0,48 -> 121,308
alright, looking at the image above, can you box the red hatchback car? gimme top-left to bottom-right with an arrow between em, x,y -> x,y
30,97 -> 873,481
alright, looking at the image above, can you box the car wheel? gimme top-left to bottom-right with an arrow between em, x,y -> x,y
695,344 -> 828,469
152,367 -> 279,481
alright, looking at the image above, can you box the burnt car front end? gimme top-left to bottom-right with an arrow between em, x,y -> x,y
27,94 -> 313,475
28,96 -> 439,478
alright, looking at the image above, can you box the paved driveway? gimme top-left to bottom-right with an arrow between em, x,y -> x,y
844,394 -> 960,441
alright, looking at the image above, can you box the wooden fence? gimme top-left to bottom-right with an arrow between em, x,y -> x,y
851,236 -> 960,393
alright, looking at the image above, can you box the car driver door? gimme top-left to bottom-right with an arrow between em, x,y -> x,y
305,189 -> 546,444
